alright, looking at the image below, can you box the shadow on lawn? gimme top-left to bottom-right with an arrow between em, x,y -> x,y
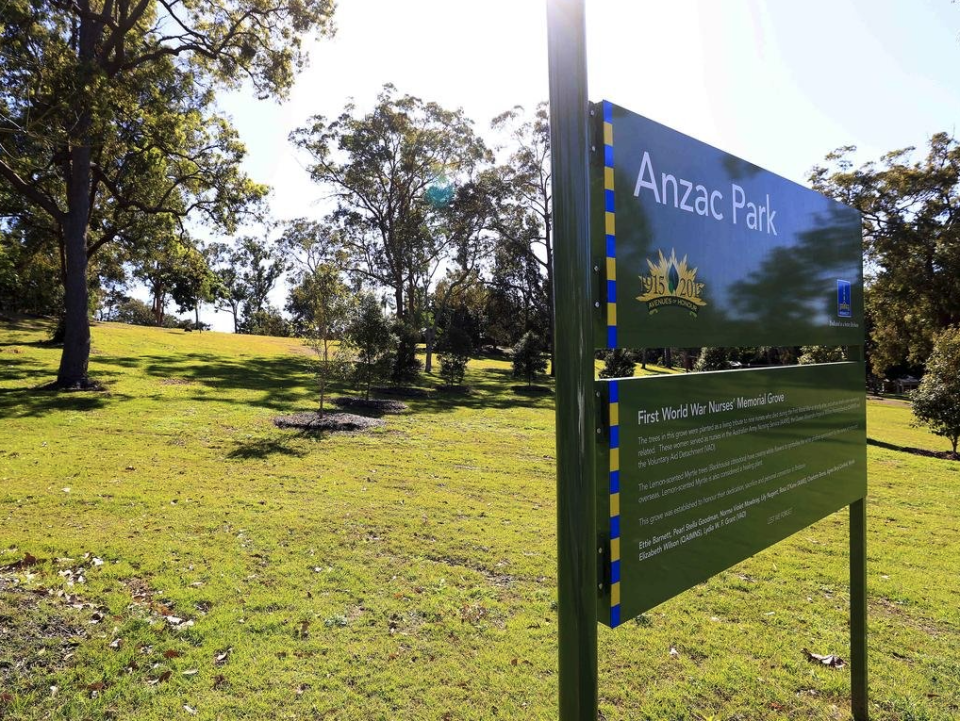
227,435 -> 311,460
93,352 -> 316,411
867,437 -> 958,461
0,386 -> 121,418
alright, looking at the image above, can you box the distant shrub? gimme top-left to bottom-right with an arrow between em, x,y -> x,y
391,321 -> 422,385
695,347 -> 730,372
438,325 -> 473,385
512,331 -> 547,387
912,326 -> 960,455
599,348 -> 636,378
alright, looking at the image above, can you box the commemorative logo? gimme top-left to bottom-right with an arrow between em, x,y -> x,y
836,280 -> 852,318
637,249 -> 707,316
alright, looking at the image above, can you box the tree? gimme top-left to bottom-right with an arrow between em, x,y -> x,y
490,103 -> 555,373
170,245 -> 218,332
390,320 -> 422,385
233,237 -> 286,333
421,173 -> 498,372
437,325 -> 473,386
209,237 -> 285,334
512,331 -> 547,388
912,326 -> 960,456
810,135 -> 960,376
798,346 -> 846,365
695,347 -> 731,372
599,349 -> 636,379
0,1 -> 334,387
287,260 -> 354,413
290,84 -> 489,325
347,294 -> 394,400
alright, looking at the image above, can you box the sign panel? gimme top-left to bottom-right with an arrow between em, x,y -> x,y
592,100 -> 864,349
597,363 -> 866,627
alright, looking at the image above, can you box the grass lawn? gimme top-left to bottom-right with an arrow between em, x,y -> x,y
1,318 -> 958,720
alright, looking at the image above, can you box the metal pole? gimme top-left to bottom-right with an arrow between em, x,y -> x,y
546,1 -> 597,719
850,497 -> 868,719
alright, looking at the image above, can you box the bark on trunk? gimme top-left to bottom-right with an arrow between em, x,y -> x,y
424,324 -> 435,373
56,142 -> 93,388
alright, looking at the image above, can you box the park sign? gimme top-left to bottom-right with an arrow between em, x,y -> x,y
596,363 -> 867,626
592,101 -> 863,350
547,6 -> 866,716
590,100 -> 867,628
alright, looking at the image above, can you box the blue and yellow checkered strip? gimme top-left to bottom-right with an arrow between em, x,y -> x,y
603,101 -> 617,349
609,379 -> 621,627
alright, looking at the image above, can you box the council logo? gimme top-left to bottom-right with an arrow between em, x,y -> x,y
637,249 -> 707,316
837,280 -> 852,318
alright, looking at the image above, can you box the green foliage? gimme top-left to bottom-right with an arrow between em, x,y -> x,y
437,325 -> 474,386
599,348 -> 636,379
209,238 -> 286,334
694,347 -> 730,372
391,321 -> 422,385
489,103 -> 554,359
0,0 -> 333,384
111,299 -> 157,327
512,331 -> 547,387
811,135 -> 960,375
242,307 -> 291,338
347,295 -> 395,400
798,346 -> 846,365
289,263 -> 355,413
0,319 -> 958,720
290,84 -> 489,323
912,326 -> 960,454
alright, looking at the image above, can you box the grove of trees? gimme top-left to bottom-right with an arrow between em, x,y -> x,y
1,7 -> 956,405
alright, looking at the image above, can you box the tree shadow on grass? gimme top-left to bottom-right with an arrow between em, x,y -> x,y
226,436 -> 311,460
867,437 -> 958,461
0,387 -> 121,419
92,352 -> 316,411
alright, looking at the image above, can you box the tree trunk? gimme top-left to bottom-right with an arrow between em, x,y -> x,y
195,303 -> 201,332
394,286 -> 404,321
56,137 -> 93,388
56,16 -> 98,388
424,323 -> 435,373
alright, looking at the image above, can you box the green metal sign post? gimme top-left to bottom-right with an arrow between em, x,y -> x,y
546,1 -> 597,719
547,2 -> 867,720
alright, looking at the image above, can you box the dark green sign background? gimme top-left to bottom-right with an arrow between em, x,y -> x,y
592,101 -> 864,350
597,363 -> 866,627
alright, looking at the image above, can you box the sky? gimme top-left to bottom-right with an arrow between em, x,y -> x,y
174,0 -> 960,331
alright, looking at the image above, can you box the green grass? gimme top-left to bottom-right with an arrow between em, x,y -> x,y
0,318 -> 958,720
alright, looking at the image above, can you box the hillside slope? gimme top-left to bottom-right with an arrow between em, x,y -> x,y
0,319 -> 957,720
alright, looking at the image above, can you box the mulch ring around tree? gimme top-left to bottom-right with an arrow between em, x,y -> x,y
273,412 -> 385,433
372,386 -> 431,398
511,385 -> 552,396
436,384 -> 473,395
332,396 -> 409,414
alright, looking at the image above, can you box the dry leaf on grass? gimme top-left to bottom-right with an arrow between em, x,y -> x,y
802,648 -> 845,668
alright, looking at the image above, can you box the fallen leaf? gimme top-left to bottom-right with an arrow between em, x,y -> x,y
148,670 -> 172,686
109,638 -> 122,650
164,649 -> 181,659
183,704 -> 197,715
1,692 -> 12,703
802,648 -> 845,669
182,669 -> 199,676
214,649 -> 230,666
669,646 -> 680,658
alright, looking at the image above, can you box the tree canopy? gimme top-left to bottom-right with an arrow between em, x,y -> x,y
811,134 -> 960,376
0,0 -> 334,387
